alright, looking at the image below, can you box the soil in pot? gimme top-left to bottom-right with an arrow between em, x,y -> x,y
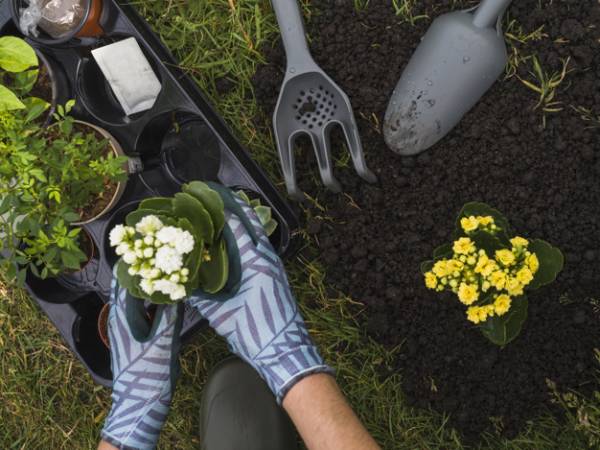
28,62 -> 52,104
253,0 -> 600,441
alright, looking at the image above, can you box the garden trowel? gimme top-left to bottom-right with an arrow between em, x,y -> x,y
383,0 -> 512,155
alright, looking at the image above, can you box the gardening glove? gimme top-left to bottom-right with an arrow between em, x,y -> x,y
189,187 -> 334,404
101,274 -> 184,450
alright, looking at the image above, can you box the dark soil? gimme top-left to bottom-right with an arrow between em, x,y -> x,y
253,0 -> 600,441
29,62 -> 53,104
74,125 -> 120,222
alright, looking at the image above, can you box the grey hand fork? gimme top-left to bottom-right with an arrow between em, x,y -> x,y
271,0 -> 376,201
383,0 -> 513,156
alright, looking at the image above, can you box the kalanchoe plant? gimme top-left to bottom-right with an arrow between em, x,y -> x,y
235,190 -> 278,236
421,202 -> 564,346
111,181 -> 230,304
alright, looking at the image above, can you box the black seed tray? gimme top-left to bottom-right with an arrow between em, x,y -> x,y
0,0 -> 299,387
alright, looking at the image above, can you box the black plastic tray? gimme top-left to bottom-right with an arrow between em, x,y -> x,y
0,0 -> 299,387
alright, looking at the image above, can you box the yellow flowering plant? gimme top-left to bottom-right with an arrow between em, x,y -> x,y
422,202 -> 564,346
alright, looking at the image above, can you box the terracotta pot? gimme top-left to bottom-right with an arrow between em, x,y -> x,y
98,302 -> 110,348
98,302 -> 156,349
10,0 -> 104,45
71,120 -> 129,226
76,0 -> 103,38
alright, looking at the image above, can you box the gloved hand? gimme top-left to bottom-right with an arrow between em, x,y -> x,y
101,275 -> 183,450
189,189 -> 334,404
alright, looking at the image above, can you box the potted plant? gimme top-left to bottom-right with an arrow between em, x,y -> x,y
0,94 -> 129,285
0,35 -> 68,124
110,182 -> 279,304
10,0 -> 104,45
422,202 -> 564,346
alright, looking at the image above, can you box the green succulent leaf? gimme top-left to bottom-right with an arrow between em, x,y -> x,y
420,260 -> 434,275
173,192 -> 215,244
262,219 -> 278,237
139,197 -> 173,213
182,181 -> 225,236
479,296 -> 528,346
433,243 -> 452,260
0,84 -> 25,111
125,209 -> 170,228
0,36 -> 38,72
469,230 -> 505,255
198,239 -> 229,294
528,239 -> 564,290
234,190 -> 251,204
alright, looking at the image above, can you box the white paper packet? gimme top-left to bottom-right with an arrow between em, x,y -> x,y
91,37 -> 162,116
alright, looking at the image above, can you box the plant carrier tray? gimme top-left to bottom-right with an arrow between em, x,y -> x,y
0,0 -> 299,387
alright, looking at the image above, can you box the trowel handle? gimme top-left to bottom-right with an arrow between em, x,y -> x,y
271,0 -> 314,70
472,0 -> 513,28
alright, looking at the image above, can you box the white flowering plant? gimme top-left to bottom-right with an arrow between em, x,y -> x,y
422,202 -> 564,346
110,181 -> 229,303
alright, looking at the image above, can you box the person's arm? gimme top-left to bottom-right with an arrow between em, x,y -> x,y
190,189 -> 380,450
97,273 -> 184,450
283,374 -> 380,450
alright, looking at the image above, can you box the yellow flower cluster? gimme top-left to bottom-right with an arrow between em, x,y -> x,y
460,215 -> 497,234
424,231 -> 540,325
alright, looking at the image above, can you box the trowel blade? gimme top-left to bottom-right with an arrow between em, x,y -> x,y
383,11 -> 508,156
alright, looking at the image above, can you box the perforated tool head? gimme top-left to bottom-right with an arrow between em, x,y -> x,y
270,0 -> 376,201
273,71 -> 376,201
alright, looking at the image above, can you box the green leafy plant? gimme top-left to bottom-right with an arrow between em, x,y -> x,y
0,40 -> 129,284
235,190 -> 278,236
421,202 -> 564,346
111,181 -> 229,304
0,36 -> 40,111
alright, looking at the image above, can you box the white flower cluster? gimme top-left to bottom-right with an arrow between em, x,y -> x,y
109,215 -> 195,301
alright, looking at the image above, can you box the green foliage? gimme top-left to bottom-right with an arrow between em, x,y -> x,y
528,239 -> 565,290
480,296 -> 528,346
422,202 -> 564,346
0,37 -> 39,111
235,190 -> 278,236
119,182 -> 229,304
0,76 -> 128,284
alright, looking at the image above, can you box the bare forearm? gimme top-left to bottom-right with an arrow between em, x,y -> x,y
98,440 -> 117,450
283,374 -> 380,450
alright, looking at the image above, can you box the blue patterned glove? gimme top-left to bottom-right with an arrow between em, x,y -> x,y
189,191 -> 334,404
101,276 -> 184,450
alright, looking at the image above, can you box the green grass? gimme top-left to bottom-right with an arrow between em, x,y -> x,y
2,1 -> 599,449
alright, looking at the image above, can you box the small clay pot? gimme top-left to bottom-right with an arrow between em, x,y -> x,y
10,0 -> 104,45
71,120 -> 129,225
98,302 -> 157,349
98,302 -> 110,348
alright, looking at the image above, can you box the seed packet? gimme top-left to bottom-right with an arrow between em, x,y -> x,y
91,38 -> 162,116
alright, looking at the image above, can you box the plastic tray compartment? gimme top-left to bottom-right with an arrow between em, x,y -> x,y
0,0 -> 299,387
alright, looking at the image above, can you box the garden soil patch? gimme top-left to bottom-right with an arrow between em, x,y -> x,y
253,0 -> 600,440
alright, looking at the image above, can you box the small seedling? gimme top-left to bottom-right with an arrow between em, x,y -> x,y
571,105 -> 600,128
391,0 -> 428,25
518,55 -> 571,127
